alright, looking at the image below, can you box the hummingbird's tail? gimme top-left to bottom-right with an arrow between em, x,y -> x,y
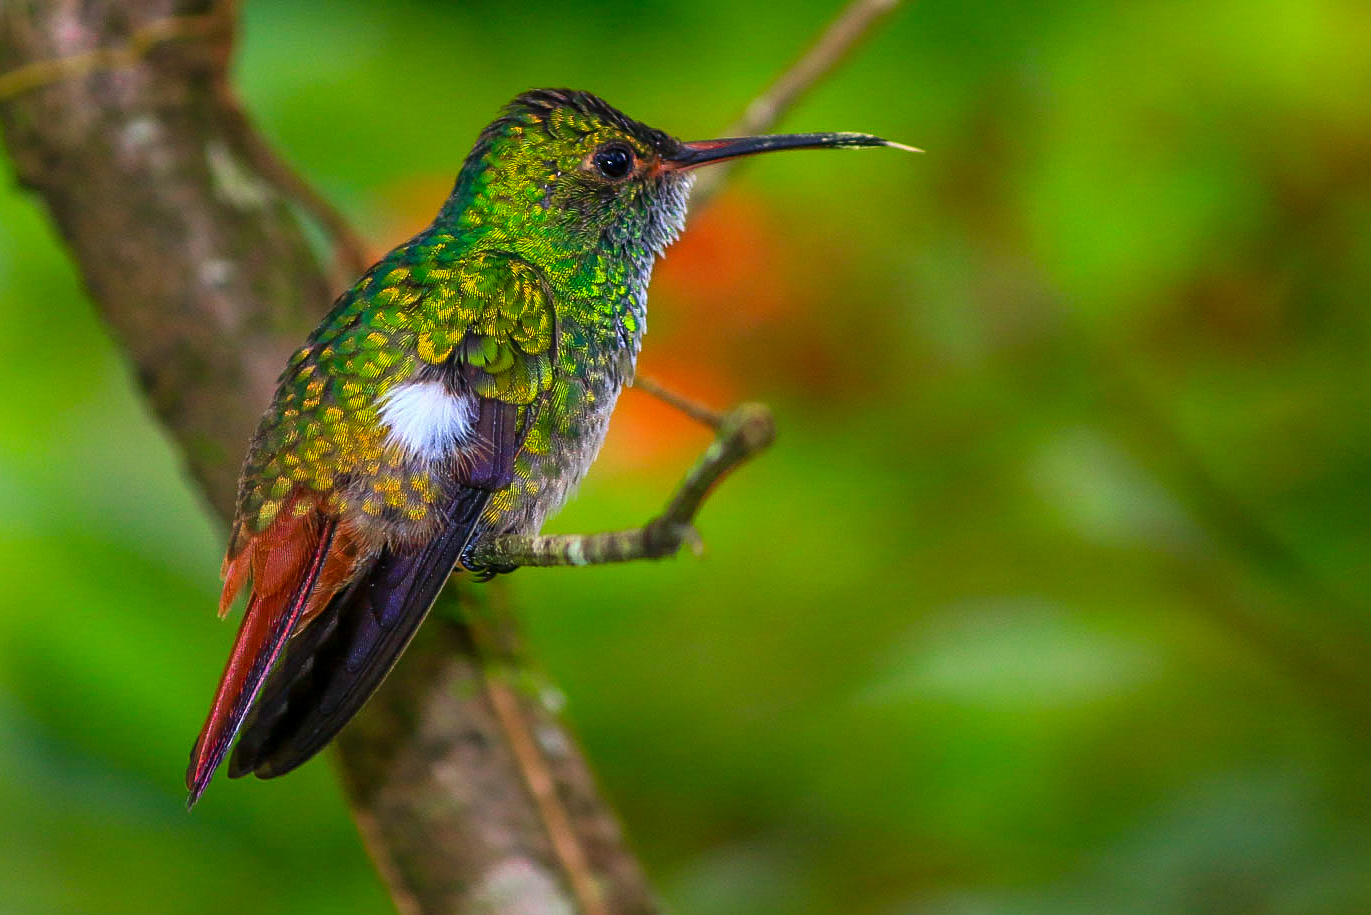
186,508 -> 348,807
224,487 -> 492,781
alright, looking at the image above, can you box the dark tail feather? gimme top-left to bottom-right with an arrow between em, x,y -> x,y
227,489 -> 490,779
186,518 -> 338,807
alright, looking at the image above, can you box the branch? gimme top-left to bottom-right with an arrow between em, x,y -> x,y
220,87 -> 374,284
0,0 -> 321,516
691,0 -> 908,206
0,5 -> 229,99
632,374 -> 726,428
473,403 -> 775,569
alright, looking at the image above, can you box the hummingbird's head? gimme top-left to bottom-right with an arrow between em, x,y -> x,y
445,89 -> 914,269
446,89 -> 695,265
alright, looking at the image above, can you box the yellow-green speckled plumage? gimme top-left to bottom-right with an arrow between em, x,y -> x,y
188,87 -> 901,805
235,248 -> 554,538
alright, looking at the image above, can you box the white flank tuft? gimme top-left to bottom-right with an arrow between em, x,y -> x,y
378,381 -> 476,462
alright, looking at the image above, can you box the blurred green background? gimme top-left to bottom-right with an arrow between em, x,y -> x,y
3,0 -> 1371,912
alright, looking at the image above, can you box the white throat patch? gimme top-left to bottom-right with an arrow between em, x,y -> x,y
378,380 -> 476,462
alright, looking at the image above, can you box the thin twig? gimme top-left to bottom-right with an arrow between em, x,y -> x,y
692,0 -> 908,206
212,80 -> 374,283
346,807 -> 423,915
631,375 -> 726,429
472,403 -> 775,569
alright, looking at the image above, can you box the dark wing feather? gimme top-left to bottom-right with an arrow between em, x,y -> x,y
227,399 -> 525,779
220,251 -> 553,782
226,487 -> 489,778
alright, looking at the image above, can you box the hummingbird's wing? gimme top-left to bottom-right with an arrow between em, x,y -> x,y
226,469 -> 496,779
191,250 -> 555,788
225,395 -> 529,780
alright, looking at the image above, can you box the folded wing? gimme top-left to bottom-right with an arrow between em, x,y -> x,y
185,249 -> 554,799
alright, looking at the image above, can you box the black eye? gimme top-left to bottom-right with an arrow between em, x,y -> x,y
593,144 -> 634,179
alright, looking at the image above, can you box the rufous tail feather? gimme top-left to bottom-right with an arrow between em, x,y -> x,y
186,510 -> 345,806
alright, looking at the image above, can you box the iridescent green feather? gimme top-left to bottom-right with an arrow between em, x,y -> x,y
235,242 -> 554,534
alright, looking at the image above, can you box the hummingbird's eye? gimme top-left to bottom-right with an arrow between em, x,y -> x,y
593,144 -> 635,180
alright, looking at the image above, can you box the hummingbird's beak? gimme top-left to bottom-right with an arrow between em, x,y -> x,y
660,132 -> 921,171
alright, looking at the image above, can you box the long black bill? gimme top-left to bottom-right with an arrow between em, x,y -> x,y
662,132 -> 920,170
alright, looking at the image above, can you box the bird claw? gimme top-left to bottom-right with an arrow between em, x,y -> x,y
464,559 -> 519,581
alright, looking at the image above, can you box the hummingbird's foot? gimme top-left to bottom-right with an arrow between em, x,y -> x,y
459,551 -> 520,581
467,563 -> 518,582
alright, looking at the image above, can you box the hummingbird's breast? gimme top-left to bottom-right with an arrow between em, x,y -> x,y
483,272 -> 648,536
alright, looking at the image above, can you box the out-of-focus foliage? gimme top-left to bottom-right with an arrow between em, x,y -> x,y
3,0 -> 1370,912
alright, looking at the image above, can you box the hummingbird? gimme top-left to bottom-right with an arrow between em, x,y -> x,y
186,88 -> 911,805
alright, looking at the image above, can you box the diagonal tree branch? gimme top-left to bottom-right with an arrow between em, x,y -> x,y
691,0 -> 909,206
0,0 -> 319,517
